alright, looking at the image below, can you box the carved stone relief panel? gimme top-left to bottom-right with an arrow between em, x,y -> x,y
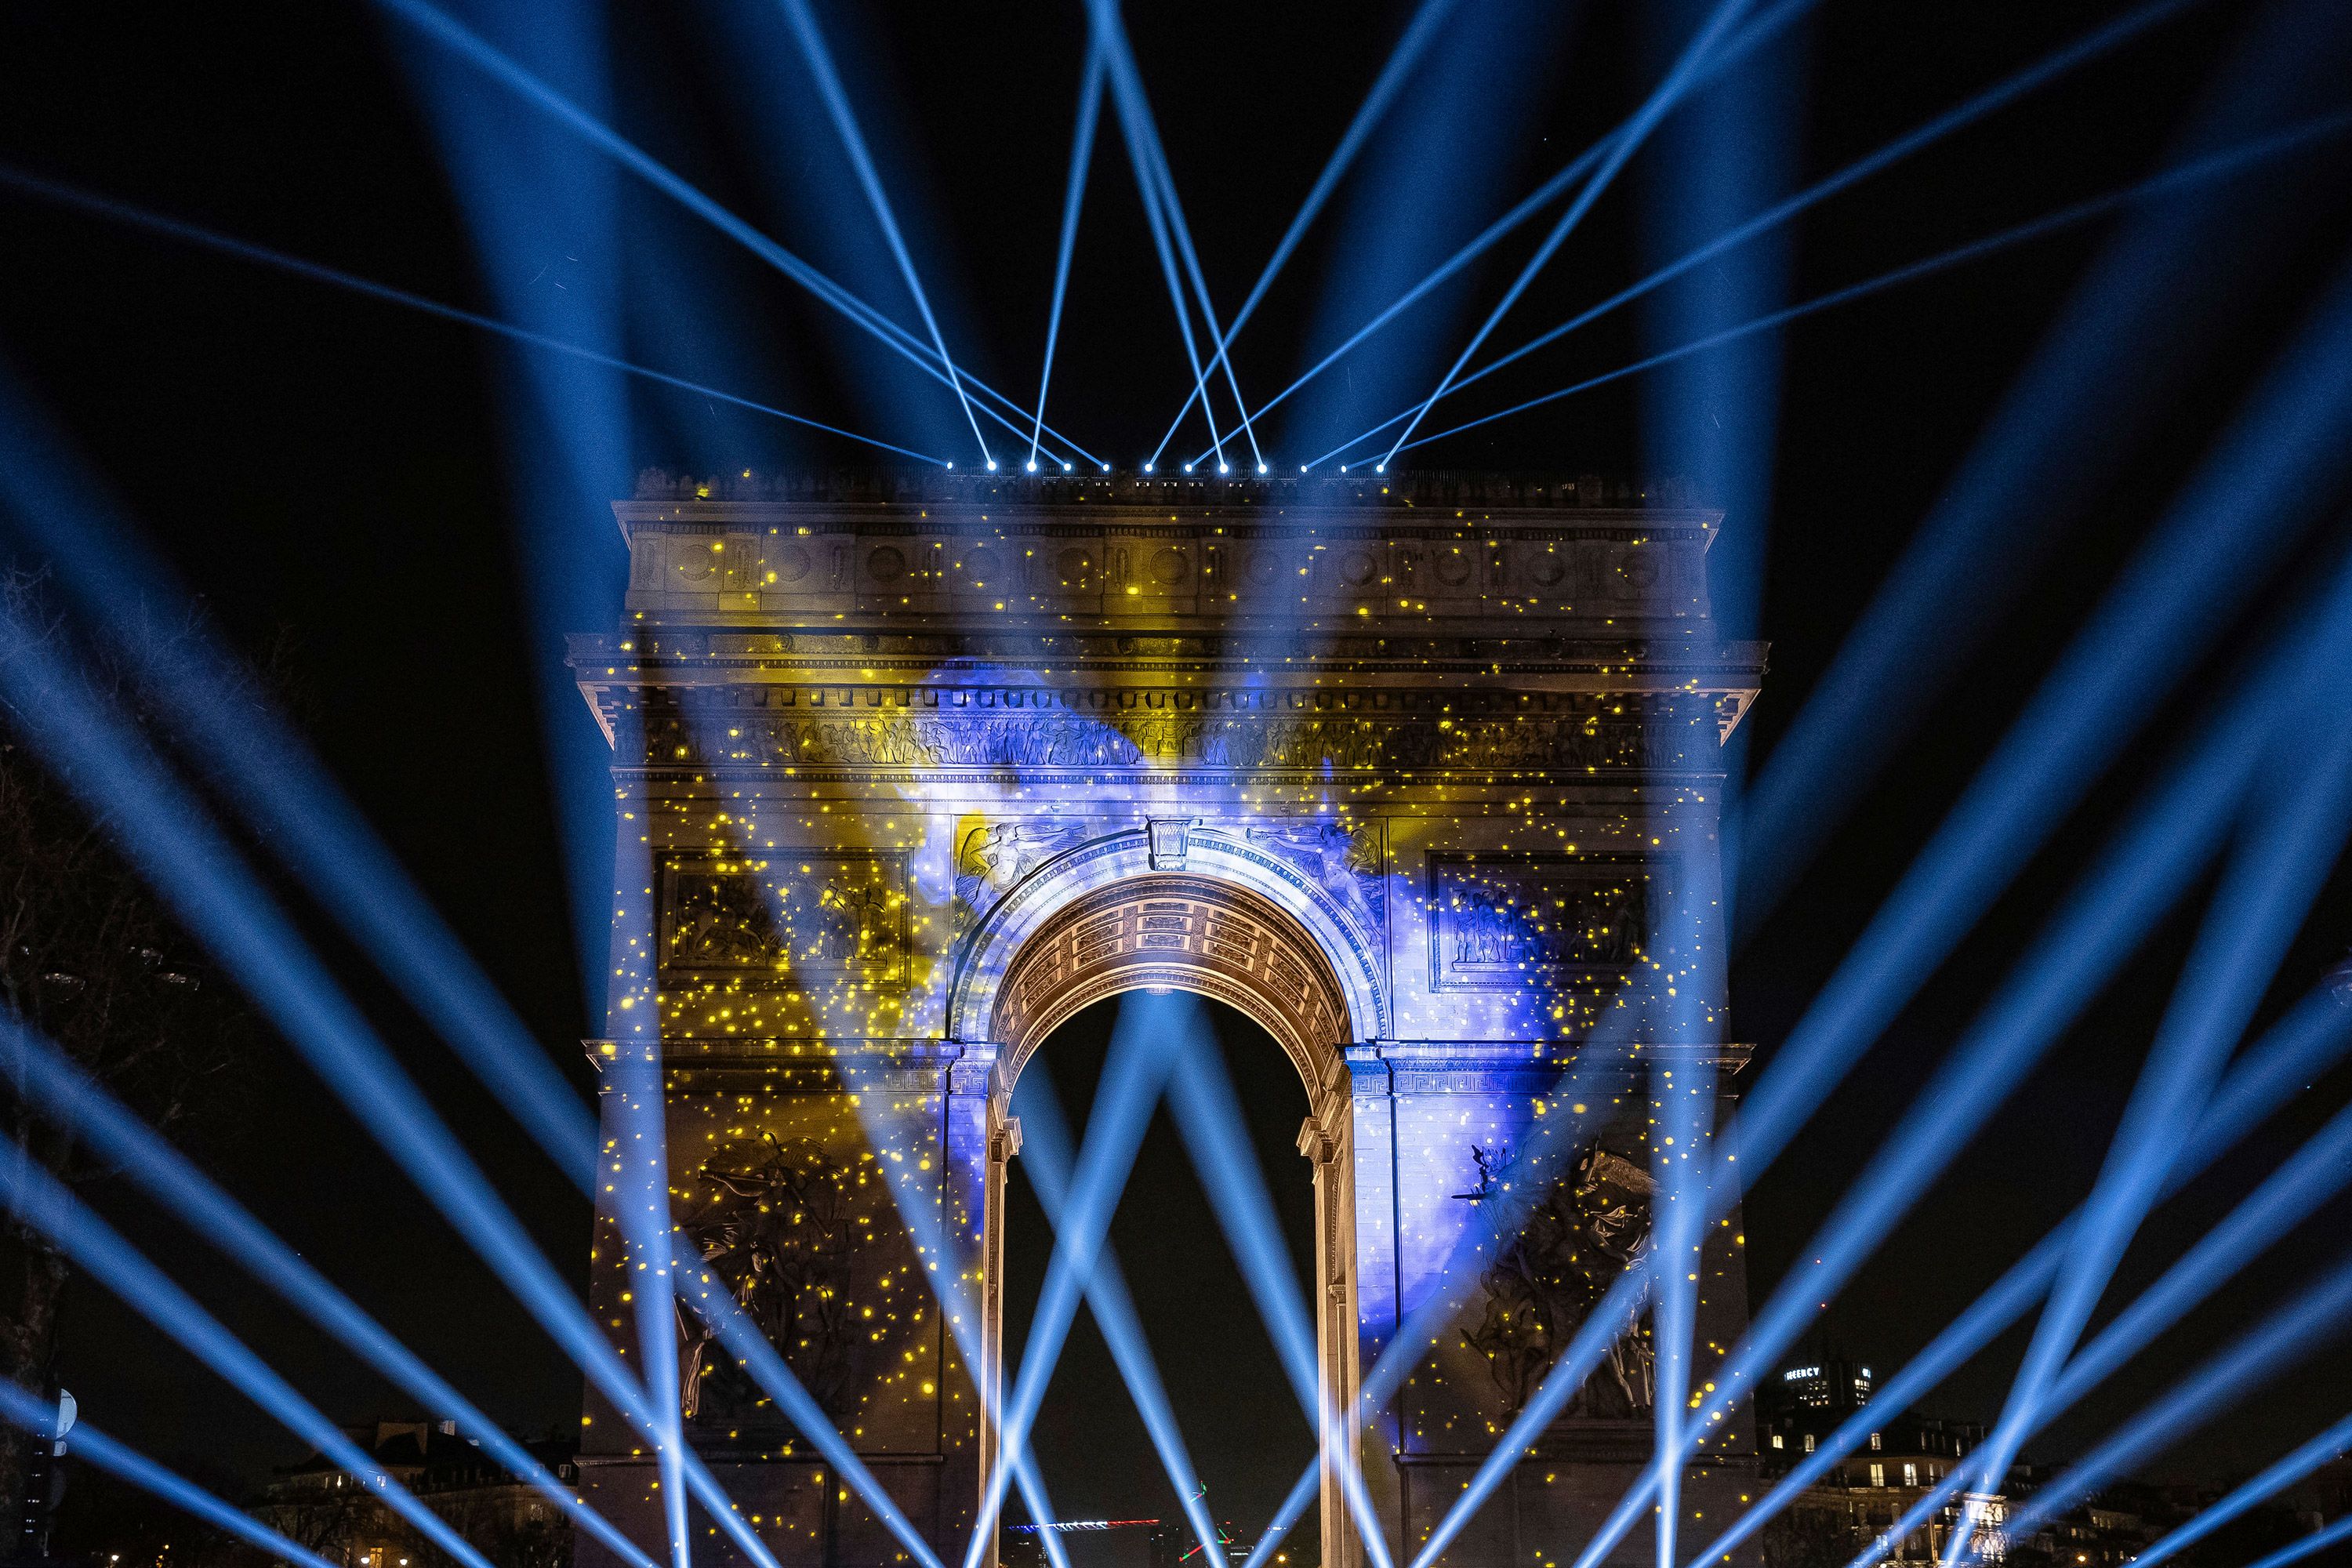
1236,819 -> 1386,935
660,851 -> 909,986
1427,853 -> 1650,993
675,1135 -> 869,1426
1458,1140 -> 1658,1420
952,818 -> 1100,933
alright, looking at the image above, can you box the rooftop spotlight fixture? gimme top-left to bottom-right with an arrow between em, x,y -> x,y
1182,462 -> 1194,472
1375,463 -> 1386,472
1256,463 -> 1269,474
1218,462 -> 1230,474
1062,461 -> 1073,472
1098,462 -> 1110,472
1143,462 -> 1155,473
985,459 -> 998,471
1025,459 -> 1037,472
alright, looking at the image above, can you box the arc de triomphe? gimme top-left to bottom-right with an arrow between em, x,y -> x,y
569,470 -> 1765,1567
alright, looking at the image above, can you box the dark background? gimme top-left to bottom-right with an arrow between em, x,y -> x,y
2,0 -> 2350,1543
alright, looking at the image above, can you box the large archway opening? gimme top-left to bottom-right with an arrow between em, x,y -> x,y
999,995 -> 1320,1566
969,870 -> 1368,1568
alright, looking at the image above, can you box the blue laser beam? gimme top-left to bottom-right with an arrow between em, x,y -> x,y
0,376 -> 963,1561
1634,0 -> 1805,666
0,1014 -> 657,1568
608,1041 -> 692,1566
1079,1 -> 1225,470
1512,685 -> 2249,1568
0,164 -> 949,466
1148,147 -> 1263,474
775,0 -> 992,467
588,746 -> 694,1568
0,1152 -> 500,1568
1565,535 -> 2352,1568
668,1237 -> 951,1568
1030,44 -> 1105,472
967,995 -> 1174,1568
1124,141 -> 1220,466
1633,149 -> 2352,1196
1186,0 -> 1823,471
1679,982 -> 2352,1568
1373,0 -> 1756,471
1329,109 -> 2352,466
384,0 -> 638,1014
1644,838 -> 1733,1568
1414,275 -> 2352,1559
1904,1247 -> 2352,1568
2131,1410 -> 2352,1568
1145,0 -> 1461,467
1947,635 -> 2352,1565
1241,1465 -> 1322,1568
0,1381 -> 339,1568
1841,1094 -> 2352,1568
0,587 -> 783,1568
1240,1007 -> 1647,1568
1014,1061 -> 1225,1565
1159,997 -> 1395,1568
1082,0 -> 1261,471
2243,1513 -> 2352,1568
368,0 -> 1105,468
0,370 -> 600,1190
657,692 -> 1089,1559
1730,0 -> 2352,927
0,220 -> 1062,1568
1344,0 -> 2200,456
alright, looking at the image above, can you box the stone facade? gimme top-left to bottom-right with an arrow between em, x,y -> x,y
570,471 -> 1766,1567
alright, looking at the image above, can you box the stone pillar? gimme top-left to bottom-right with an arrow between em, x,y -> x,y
1302,1082 -> 1367,1568
942,1044 -> 1001,1564
1346,1049 -> 1403,1562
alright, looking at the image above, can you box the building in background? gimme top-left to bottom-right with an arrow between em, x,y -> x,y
1758,1360 -> 2012,1568
1755,1363 -> 2352,1568
251,1420 -> 574,1568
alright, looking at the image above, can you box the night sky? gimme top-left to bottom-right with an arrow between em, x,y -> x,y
3,0 -> 2352,1544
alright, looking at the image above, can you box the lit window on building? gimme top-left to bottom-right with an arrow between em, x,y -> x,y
1870,1432 -> 1882,1451
1804,1434 -> 1817,1454
1904,1463 -> 1918,1487
1772,1433 -> 1784,1450
1870,1464 -> 1885,1488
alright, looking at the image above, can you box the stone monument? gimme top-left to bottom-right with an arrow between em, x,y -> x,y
569,470 -> 1766,1566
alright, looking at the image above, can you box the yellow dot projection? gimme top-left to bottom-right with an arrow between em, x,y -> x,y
570,474 -> 1762,1564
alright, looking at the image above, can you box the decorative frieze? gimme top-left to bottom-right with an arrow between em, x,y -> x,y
626,707 -> 1711,775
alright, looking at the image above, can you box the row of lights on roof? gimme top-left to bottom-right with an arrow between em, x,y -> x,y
943,459 -> 1387,474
